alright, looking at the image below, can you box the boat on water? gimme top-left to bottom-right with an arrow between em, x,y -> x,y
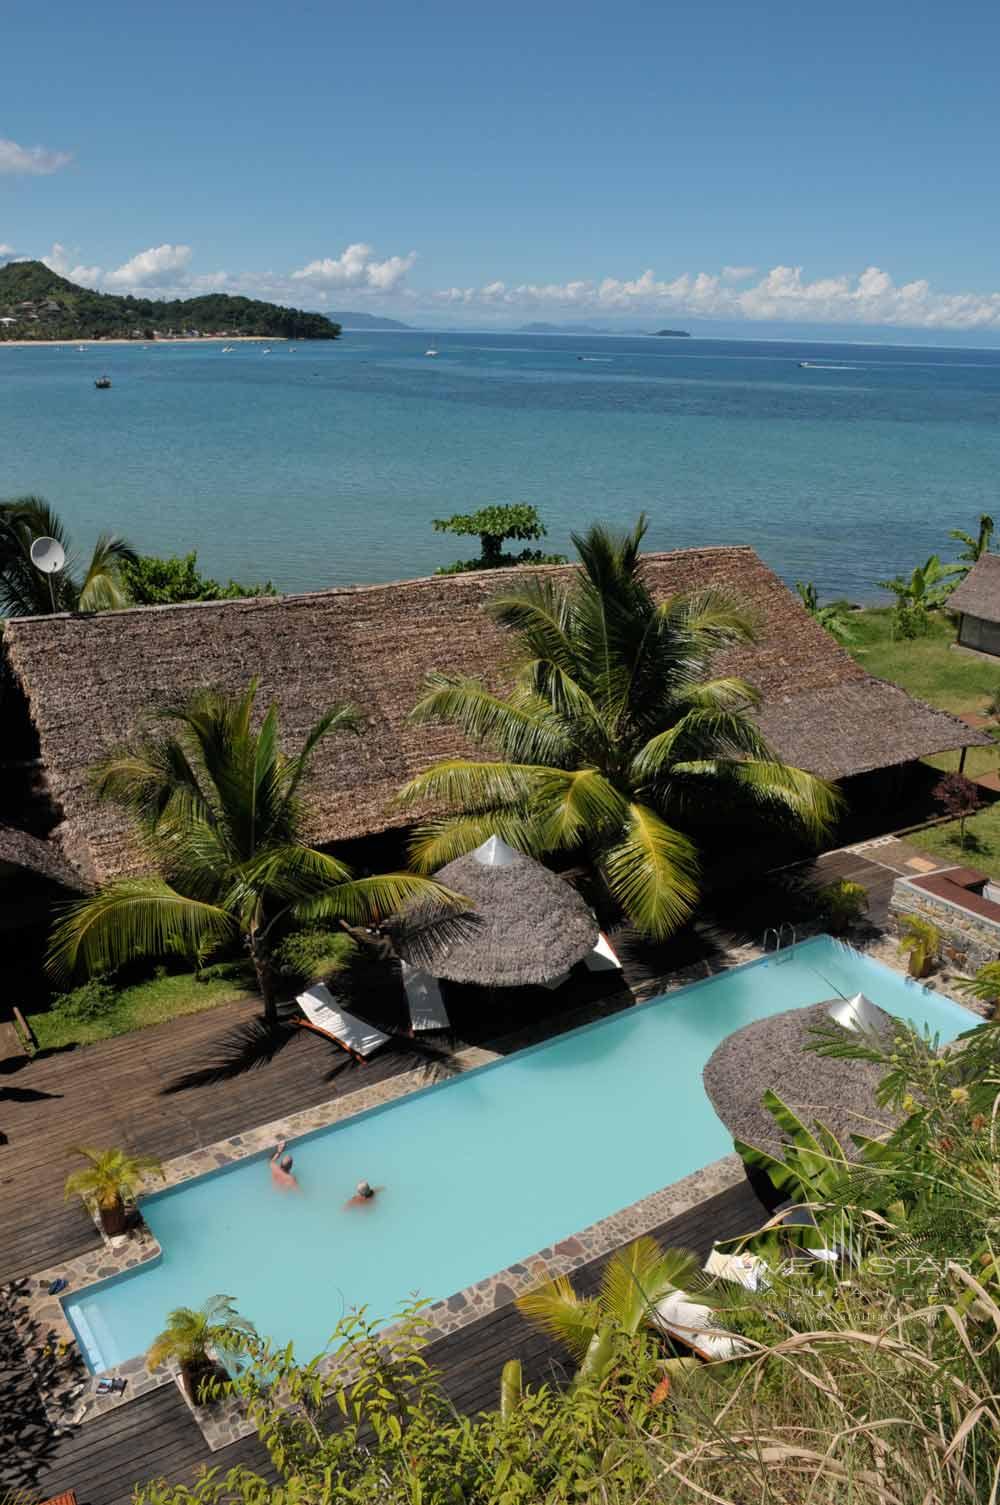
94,375 -> 111,389
262,347 -> 271,355
425,346 -> 439,357
221,346 -> 233,353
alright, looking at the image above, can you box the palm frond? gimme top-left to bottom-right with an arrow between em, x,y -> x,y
673,677 -> 760,713
408,674 -> 571,763
533,767 -> 628,850
47,880 -> 234,982
515,1277 -> 600,1362
599,802 -> 700,939
77,533 -> 138,612
486,574 -> 580,678
292,873 -> 466,927
396,759 -> 548,813
600,1238 -> 705,1332
277,701 -> 362,816
407,811 -> 547,872
702,759 -> 842,842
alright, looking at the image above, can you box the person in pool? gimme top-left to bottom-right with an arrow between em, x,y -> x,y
270,1140 -> 299,1191
344,1179 -> 380,1209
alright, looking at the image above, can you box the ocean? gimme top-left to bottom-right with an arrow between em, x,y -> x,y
3,331 -> 1000,600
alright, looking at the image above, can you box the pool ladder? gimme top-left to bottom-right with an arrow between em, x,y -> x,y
762,921 -> 797,962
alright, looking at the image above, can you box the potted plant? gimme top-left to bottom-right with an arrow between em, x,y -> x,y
146,1295 -> 257,1405
64,1146 -> 165,1236
896,916 -> 940,980
816,879 -> 869,935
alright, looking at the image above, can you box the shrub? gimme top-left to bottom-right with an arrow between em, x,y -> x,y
815,878 -> 868,933
274,927 -> 354,983
52,975 -> 117,1022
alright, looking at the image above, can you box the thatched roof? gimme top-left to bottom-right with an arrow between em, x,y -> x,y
948,555 -> 1000,624
399,835 -> 599,987
0,822 -> 89,891
3,547 -> 987,886
703,1000 -> 898,1158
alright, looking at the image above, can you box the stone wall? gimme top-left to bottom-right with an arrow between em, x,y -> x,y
890,877 -> 1000,973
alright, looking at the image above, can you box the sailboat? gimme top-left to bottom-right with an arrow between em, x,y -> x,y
424,340 -> 439,356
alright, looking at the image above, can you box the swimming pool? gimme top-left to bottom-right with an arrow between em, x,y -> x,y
64,937 -> 975,1372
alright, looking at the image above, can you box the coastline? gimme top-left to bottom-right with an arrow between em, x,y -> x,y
0,335 -> 294,349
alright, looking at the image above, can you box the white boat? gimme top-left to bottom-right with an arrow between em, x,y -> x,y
221,346 -> 233,353
425,346 -> 439,357
262,347 -> 271,355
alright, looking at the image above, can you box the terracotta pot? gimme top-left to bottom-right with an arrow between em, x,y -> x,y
99,1196 -> 127,1237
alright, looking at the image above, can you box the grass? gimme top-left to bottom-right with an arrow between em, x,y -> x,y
27,969 -> 256,1051
910,803 -> 1000,878
848,607 -> 1000,714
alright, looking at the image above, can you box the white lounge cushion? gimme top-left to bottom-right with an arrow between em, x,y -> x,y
584,932 -> 621,972
650,1291 -> 752,1362
703,1248 -> 770,1292
401,963 -> 450,1032
296,984 -> 390,1059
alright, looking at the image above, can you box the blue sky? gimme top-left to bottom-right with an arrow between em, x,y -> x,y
4,0 -> 1000,334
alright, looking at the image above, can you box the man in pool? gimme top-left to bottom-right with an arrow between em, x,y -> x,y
344,1179 -> 379,1208
270,1139 -> 299,1191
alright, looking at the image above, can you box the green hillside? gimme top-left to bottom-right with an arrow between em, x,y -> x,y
0,260 -> 341,341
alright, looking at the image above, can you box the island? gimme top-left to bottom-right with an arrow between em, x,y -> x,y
328,311 -> 411,330
0,260 -> 341,341
649,329 -> 691,338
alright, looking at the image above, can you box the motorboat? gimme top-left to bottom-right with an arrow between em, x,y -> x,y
94,375 -> 112,389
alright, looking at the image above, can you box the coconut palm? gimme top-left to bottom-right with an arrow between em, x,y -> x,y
64,1146 -> 165,1236
515,1237 -> 707,1386
398,517 -> 840,939
147,1295 -> 256,1403
794,580 -> 857,645
48,680 -> 461,1024
0,495 -> 136,616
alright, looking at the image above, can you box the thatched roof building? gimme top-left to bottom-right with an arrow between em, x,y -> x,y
948,556 -> 1000,656
2,547 -> 987,887
0,821 -> 88,891
703,1000 -> 897,1157
398,835 -> 599,987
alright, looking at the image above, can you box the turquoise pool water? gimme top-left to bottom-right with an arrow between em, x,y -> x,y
64,938 -> 975,1372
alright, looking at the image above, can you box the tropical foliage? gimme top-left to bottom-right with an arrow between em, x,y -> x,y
64,1145 -> 164,1235
933,770 -> 984,847
950,511 -> 994,573
401,516 -> 839,939
0,496 -> 136,616
814,877 -> 869,933
955,959 -> 1000,1016
433,503 -> 566,573
48,681 -> 459,1023
147,1295 -> 256,1403
876,553 -> 959,637
121,551 -> 275,605
794,580 -> 856,644
895,914 -> 940,978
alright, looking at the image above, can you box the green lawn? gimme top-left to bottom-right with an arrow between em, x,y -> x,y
848,608 -> 1000,715
27,970 -> 256,1051
910,803 -> 1000,879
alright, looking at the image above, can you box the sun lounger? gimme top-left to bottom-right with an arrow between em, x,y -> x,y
703,1247 -> 770,1292
650,1291 -> 752,1362
583,932 -> 621,973
295,985 -> 390,1061
401,962 -> 450,1032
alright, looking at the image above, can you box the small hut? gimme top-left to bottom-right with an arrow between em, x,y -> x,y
949,554 -> 1000,657
702,1000 -> 898,1159
399,835 -> 600,989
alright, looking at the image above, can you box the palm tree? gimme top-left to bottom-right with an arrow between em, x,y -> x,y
48,681 -> 461,1024
64,1146 -> 165,1236
515,1237 -> 707,1386
0,495 -> 136,615
794,580 -> 857,645
147,1295 -> 256,1403
950,513 -> 994,574
876,554 -> 959,614
397,517 -> 839,940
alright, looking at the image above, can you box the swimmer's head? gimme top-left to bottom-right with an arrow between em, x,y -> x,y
281,1155 -> 293,1171
357,1180 -> 373,1198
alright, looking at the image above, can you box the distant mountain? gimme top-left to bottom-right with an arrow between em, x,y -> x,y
649,328 -> 691,337
328,311 -> 412,330
0,260 -> 341,341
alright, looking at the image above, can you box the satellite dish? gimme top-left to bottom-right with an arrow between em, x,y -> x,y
29,537 -> 66,575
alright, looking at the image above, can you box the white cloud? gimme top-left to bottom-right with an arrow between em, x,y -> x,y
291,242 -> 416,293
424,262 -> 1000,331
0,243 -> 15,257
42,243 -> 104,287
104,244 -> 192,290
0,138 -> 72,175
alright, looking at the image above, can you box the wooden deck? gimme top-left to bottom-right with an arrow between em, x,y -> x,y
6,1180 -> 766,1505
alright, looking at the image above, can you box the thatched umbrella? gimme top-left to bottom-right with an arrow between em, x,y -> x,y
396,835 -> 599,988
702,999 -> 898,1161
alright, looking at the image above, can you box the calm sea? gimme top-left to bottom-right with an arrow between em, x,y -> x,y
3,332 -> 1000,600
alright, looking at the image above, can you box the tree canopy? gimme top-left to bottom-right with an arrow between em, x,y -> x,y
121,552 -> 275,605
433,504 -> 567,574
